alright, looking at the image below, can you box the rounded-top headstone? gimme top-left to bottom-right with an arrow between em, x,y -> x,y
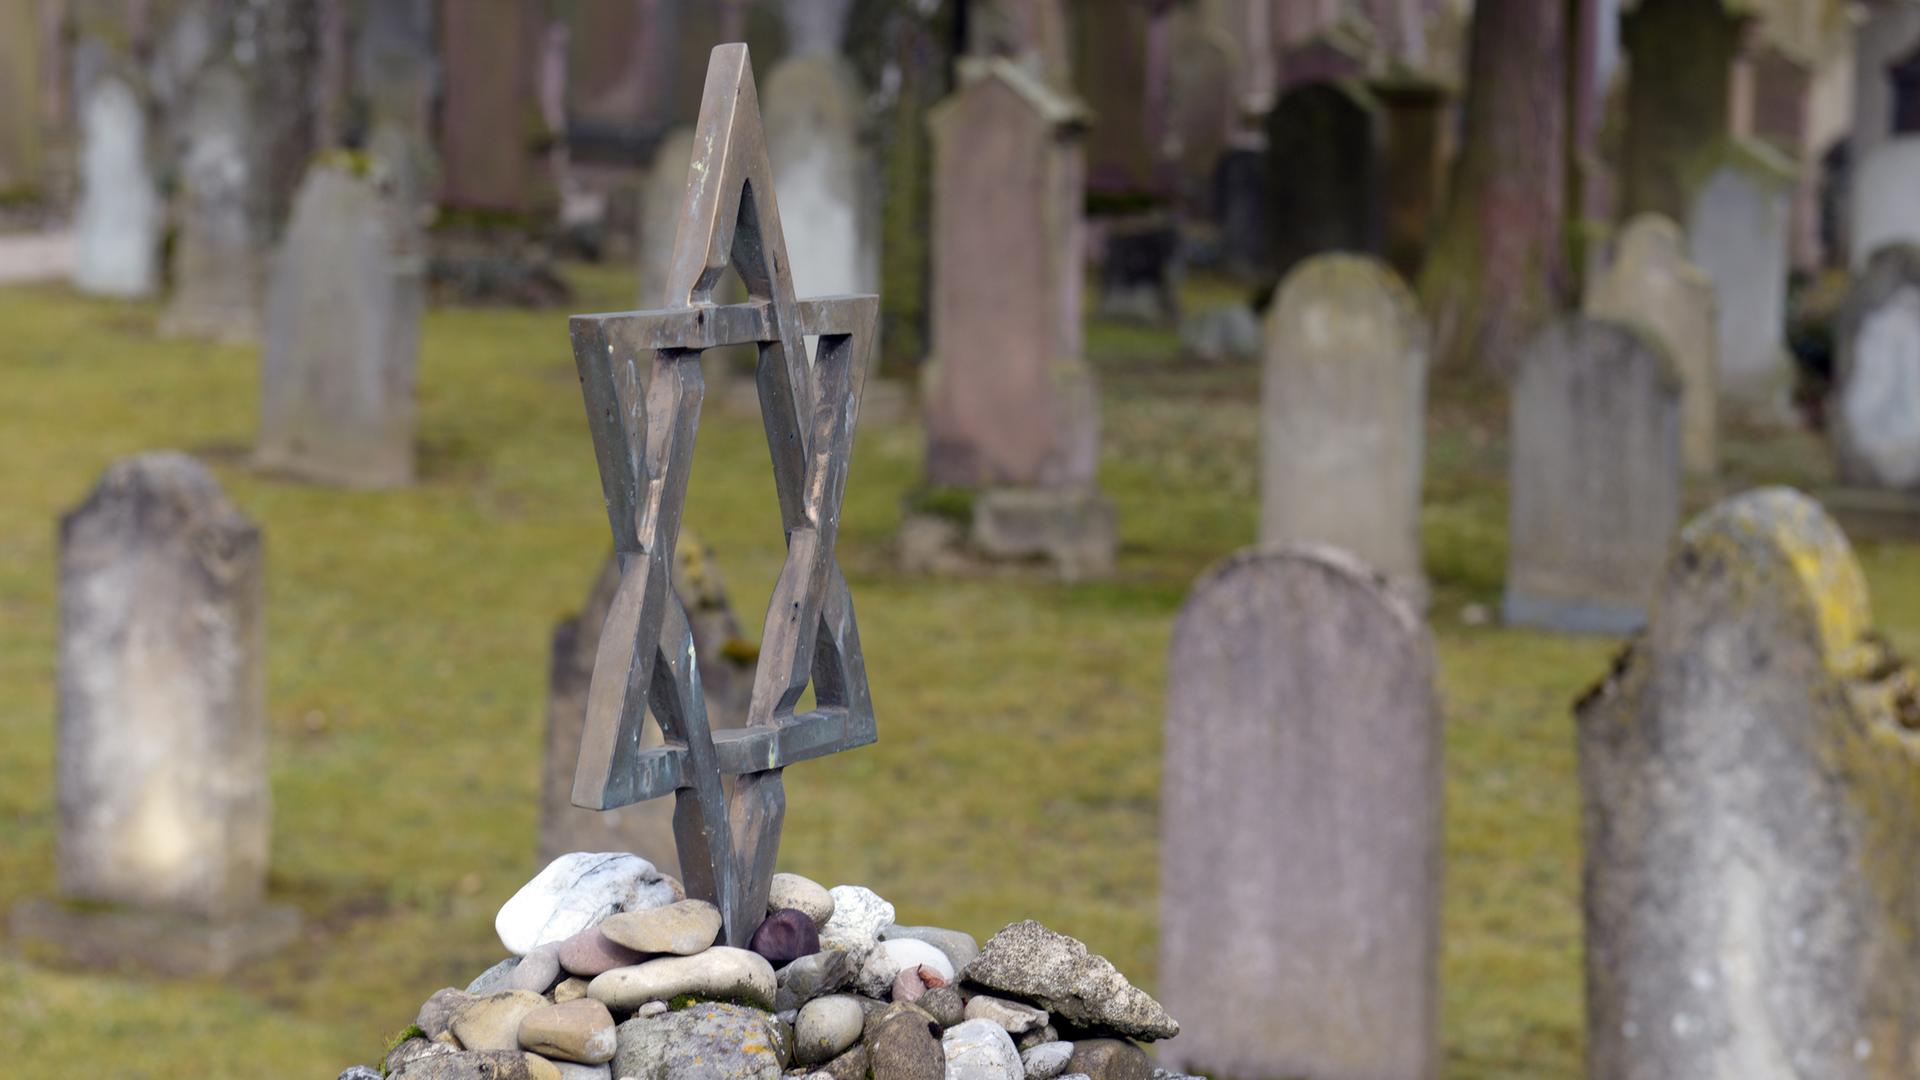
1159,543 -> 1438,1080
1834,244 -> 1920,491
1577,487 -> 1920,1078
1260,253 -> 1428,595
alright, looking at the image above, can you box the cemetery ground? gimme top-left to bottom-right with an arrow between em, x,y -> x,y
4,268 -> 1915,1080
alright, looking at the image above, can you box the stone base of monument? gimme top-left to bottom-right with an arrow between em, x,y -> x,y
339,853 -> 1202,1080
9,896 -> 300,978
1819,486 -> 1920,541
900,488 -> 1116,582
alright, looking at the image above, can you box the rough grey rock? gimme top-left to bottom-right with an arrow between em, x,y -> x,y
1021,1040 -> 1074,1079
819,885 -> 894,965
1015,1023 -> 1060,1051
386,1038 -> 457,1074
612,1002 -> 784,1079
588,947 -> 777,1011
388,1049 -> 533,1079
818,1041 -> 869,1080
495,853 -> 678,956
775,944 -> 857,1011
337,1068 -> 383,1080
467,959 -> 520,995
965,921 -> 1178,1040
418,987 -> 475,1037
864,1001 -> 945,1080
550,1063 -> 610,1080
878,925 -> 981,973
942,1018 -> 1024,1079
767,873 -> 835,928
1066,1038 -> 1149,1080
965,993 -> 1049,1035
919,985 -> 966,1029
792,994 -> 865,1066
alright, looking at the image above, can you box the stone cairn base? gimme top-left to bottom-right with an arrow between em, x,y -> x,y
340,852 -> 1200,1080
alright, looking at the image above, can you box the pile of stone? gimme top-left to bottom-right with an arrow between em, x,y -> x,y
340,852 -> 1201,1080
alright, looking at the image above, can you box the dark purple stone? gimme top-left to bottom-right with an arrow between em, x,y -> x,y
750,907 -> 821,968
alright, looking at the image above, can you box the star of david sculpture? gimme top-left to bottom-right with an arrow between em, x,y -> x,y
566,44 -> 876,948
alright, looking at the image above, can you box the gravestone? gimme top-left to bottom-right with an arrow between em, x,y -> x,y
1586,213 -> 1718,475
1074,0 -> 1165,197
1505,318 -> 1681,635
917,57 -> 1115,579
436,0 -> 549,214
1850,139 -> 1920,269
1373,77 -> 1448,280
160,65 -> 262,342
1261,254 -> 1428,599
9,453 -> 297,975
538,539 -> 756,874
1212,143 -> 1268,274
256,163 -> 424,489
1621,0 -> 1743,219
1265,80 -> 1384,279
637,127 -> 696,305
1833,244 -> 1920,494
0,0 -> 41,196
71,74 -> 161,298
1165,8 -> 1238,215
1685,143 -> 1796,423
1159,544 -> 1440,1080
355,0 -> 437,219
763,54 -> 876,304
1577,487 -> 1920,1079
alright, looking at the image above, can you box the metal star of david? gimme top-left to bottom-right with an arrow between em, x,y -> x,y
566,43 -> 876,947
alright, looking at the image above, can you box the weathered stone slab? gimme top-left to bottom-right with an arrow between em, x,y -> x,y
1851,138 -> 1920,269
256,162 -> 424,488
764,54 -> 875,303
1260,254 -> 1427,596
1620,0 -> 1742,220
636,126 -> 696,306
1577,487 -> 1920,1079
1264,79 -> 1383,278
1504,318 -> 1681,635
1159,544 -> 1439,1080
1685,142 -> 1796,422
436,0 -> 549,214
54,454 -> 270,919
1587,213 -> 1718,474
160,64 -> 262,342
1833,244 -> 1920,492
538,541 -> 754,874
72,74 -> 161,298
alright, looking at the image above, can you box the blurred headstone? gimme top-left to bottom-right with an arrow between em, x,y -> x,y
539,539 -> 755,874
1686,142 -> 1796,423
0,0 -> 43,196
160,65 -> 262,342
636,126 -> 695,306
1578,487 -> 1920,1079
1075,0 -> 1167,198
355,0 -> 437,218
1833,244 -> 1920,495
256,163 -> 424,488
1504,318 -> 1681,635
915,57 -> 1114,579
1620,0 -> 1743,219
1265,80 -> 1384,280
1165,7 -> 1238,216
1159,545 -> 1440,1080
1261,254 -> 1428,600
9,453 -> 297,976
71,74 -> 161,298
1850,139 -> 1920,269
437,0 -> 549,214
1212,144 -> 1268,274
1373,77 -> 1448,280
764,53 -> 876,305
1586,213 -> 1718,475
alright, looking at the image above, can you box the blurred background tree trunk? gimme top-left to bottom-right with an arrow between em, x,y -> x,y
1419,0 -> 1570,377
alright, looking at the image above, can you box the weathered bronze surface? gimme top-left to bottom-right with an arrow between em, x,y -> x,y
566,43 -> 876,946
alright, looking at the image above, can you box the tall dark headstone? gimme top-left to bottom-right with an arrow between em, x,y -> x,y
1621,0 -> 1745,220
1264,79 -> 1384,279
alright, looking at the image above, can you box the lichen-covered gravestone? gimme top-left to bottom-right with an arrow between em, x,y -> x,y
1587,213 -> 1718,475
9,453 -> 297,975
1260,254 -> 1428,600
1833,244 -> 1920,498
1504,317 -> 1681,635
160,64 -> 263,342
1577,487 -> 1920,1078
1685,141 -> 1796,422
915,54 -> 1115,579
256,161 -> 424,489
763,30 -> 874,307
72,74 -> 162,298
1160,545 -> 1440,1080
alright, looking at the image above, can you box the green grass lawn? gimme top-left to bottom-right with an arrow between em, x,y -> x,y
0,267 -> 1907,1077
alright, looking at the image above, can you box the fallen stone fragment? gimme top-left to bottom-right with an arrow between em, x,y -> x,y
965,920 -> 1179,1040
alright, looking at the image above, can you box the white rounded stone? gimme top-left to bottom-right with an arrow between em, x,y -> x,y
942,1018 -> 1023,1079
495,853 -> 678,956
856,937 -> 955,998
819,884 -> 894,966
